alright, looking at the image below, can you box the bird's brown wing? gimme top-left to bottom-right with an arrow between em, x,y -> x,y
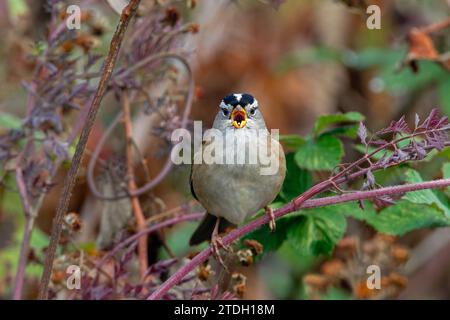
189,164 -> 198,201
189,141 -> 235,245
190,139 -> 210,201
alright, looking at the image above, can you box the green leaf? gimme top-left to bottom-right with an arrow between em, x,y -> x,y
346,48 -> 447,93
0,112 -> 22,129
344,47 -> 402,69
277,241 -> 318,273
444,163 -> 450,180
438,77 -> 450,117
365,201 -> 450,236
244,217 -> 291,252
0,190 -> 49,277
402,169 -> 450,216
280,153 -> 312,202
323,124 -> 360,139
320,287 -> 352,300
353,144 -> 392,161
279,134 -> 305,150
443,163 -> 450,198
313,112 -> 364,136
295,135 -> 343,171
7,0 -> 28,19
344,198 -> 450,236
163,222 -> 207,258
286,208 -> 347,256
382,60 -> 447,93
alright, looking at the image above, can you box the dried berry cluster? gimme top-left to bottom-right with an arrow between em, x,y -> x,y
304,235 -> 409,300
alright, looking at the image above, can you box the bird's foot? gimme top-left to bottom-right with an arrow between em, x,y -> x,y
211,234 -> 230,271
265,206 -> 276,232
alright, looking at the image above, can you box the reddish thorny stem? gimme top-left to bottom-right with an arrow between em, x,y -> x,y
102,177 -> 450,271
147,178 -> 450,299
95,212 -> 204,271
147,124 -> 450,299
122,90 -> 149,279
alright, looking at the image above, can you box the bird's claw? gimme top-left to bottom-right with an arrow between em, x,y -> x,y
211,234 -> 230,271
265,206 -> 276,232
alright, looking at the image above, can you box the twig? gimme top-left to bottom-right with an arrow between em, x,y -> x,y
121,89 -> 148,280
12,166 -> 33,300
37,0 -> 142,300
420,17 -> 450,34
148,178 -> 450,300
95,212 -> 203,272
145,200 -> 196,225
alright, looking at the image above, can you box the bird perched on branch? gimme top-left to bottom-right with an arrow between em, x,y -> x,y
189,93 -> 286,266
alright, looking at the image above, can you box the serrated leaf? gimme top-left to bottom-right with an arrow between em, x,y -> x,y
402,169 -> 450,216
365,201 -> 450,235
286,208 -> 347,256
344,198 -> 450,236
279,153 -> 312,202
313,112 -> 364,136
295,135 -> 343,171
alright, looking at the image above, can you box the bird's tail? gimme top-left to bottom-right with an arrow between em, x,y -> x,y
189,213 -> 234,246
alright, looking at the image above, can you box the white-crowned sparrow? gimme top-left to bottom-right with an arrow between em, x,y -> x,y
189,93 -> 286,262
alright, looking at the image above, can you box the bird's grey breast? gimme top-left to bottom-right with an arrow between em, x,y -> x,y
191,129 -> 285,225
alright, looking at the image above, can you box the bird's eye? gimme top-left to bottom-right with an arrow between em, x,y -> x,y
249,108 -> 256,116
222,108 -> 229,117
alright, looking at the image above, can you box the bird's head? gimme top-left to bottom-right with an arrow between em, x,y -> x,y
213,93 -> 267,131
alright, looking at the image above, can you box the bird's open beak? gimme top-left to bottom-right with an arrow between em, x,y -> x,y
231,107 -> 247,129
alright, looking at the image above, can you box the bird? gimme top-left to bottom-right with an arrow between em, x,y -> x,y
189,93 -> 286,264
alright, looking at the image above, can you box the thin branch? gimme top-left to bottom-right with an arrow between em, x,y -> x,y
12,166 -> 33,300
420,17 -> 450,34
95,212 -> 203,272
37,0 -> 142,300
121,89 -> 148,280
147,178 -> 450,299
145,200 -> 196,225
